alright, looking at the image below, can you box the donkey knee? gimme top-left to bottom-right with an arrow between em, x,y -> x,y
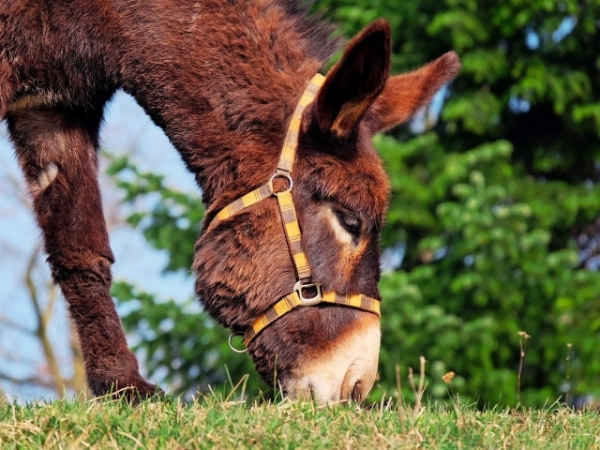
49,254 -> 114,295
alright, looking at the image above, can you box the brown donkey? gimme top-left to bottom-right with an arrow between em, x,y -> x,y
0,1 -> 459,402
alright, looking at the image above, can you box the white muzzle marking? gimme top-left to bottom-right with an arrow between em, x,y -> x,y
285,314 -> 381,403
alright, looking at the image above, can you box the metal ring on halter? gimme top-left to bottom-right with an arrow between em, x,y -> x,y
228,333 -> 248,353
269,171 -> 293,194
294,279 -> 323,306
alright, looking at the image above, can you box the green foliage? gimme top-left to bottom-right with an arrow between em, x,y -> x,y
108,1 -> 600,407
373,135 -> 600,406
106,155 -> 203,273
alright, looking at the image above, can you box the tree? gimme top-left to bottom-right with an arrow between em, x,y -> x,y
317,0 -> 600,406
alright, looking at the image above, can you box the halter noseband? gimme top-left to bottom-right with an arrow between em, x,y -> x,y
206,74 -> 381,348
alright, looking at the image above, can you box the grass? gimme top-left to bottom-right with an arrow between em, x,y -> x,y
0,393 -> 599,449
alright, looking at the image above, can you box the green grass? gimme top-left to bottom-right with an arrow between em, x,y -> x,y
1,394 -> 599,449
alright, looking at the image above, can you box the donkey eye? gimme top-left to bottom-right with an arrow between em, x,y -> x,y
335,210 -> 361,236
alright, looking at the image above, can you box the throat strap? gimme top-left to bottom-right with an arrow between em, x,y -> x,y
207,182 -> 274,230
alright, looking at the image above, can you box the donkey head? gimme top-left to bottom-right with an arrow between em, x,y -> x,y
194,19 -> 459,402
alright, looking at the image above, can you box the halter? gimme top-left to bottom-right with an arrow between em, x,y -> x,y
206,74 -> 381,348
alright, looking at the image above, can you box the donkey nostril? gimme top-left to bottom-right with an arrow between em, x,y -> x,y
351,381 -> 363,402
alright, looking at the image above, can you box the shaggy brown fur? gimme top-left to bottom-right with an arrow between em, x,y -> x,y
0,0 -> 459,400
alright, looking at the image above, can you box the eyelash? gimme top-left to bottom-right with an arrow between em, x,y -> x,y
335,210 -> 361,236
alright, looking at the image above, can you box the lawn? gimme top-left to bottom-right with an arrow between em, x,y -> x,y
1,393 -> 599,449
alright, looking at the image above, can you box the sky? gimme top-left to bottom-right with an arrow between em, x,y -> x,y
0,91 -> 200,401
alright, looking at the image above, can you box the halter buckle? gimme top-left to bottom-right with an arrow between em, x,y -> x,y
294,280 -> 323,306
270,171 -> 293,195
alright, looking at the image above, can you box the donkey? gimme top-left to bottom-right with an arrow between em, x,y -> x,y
0,0 -> 459,402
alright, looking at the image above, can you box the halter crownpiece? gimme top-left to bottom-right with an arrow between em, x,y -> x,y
206,73 -> 381,348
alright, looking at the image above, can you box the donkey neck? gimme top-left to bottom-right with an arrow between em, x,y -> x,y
112,0 -> 338,206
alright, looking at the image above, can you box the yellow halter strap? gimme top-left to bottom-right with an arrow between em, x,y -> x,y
207,74 -> 381,347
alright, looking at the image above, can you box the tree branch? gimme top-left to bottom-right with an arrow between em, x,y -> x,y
0,317 -> 35,336
69,318 -> 89,397
0,370 -> 58,390
24,245 -> 66,399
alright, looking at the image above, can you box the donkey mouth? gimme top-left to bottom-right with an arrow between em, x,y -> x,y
283,312 -> 381,403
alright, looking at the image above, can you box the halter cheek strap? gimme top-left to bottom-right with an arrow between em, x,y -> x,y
206,73 -> 381,348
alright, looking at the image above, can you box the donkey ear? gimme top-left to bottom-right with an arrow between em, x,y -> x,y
366,51 -> 460,134
314,19 -> 391,139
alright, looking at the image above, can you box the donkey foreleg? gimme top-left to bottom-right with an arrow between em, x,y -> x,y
6,104 -> 159,401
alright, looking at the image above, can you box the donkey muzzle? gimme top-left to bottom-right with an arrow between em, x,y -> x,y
284,312 -> 381,403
